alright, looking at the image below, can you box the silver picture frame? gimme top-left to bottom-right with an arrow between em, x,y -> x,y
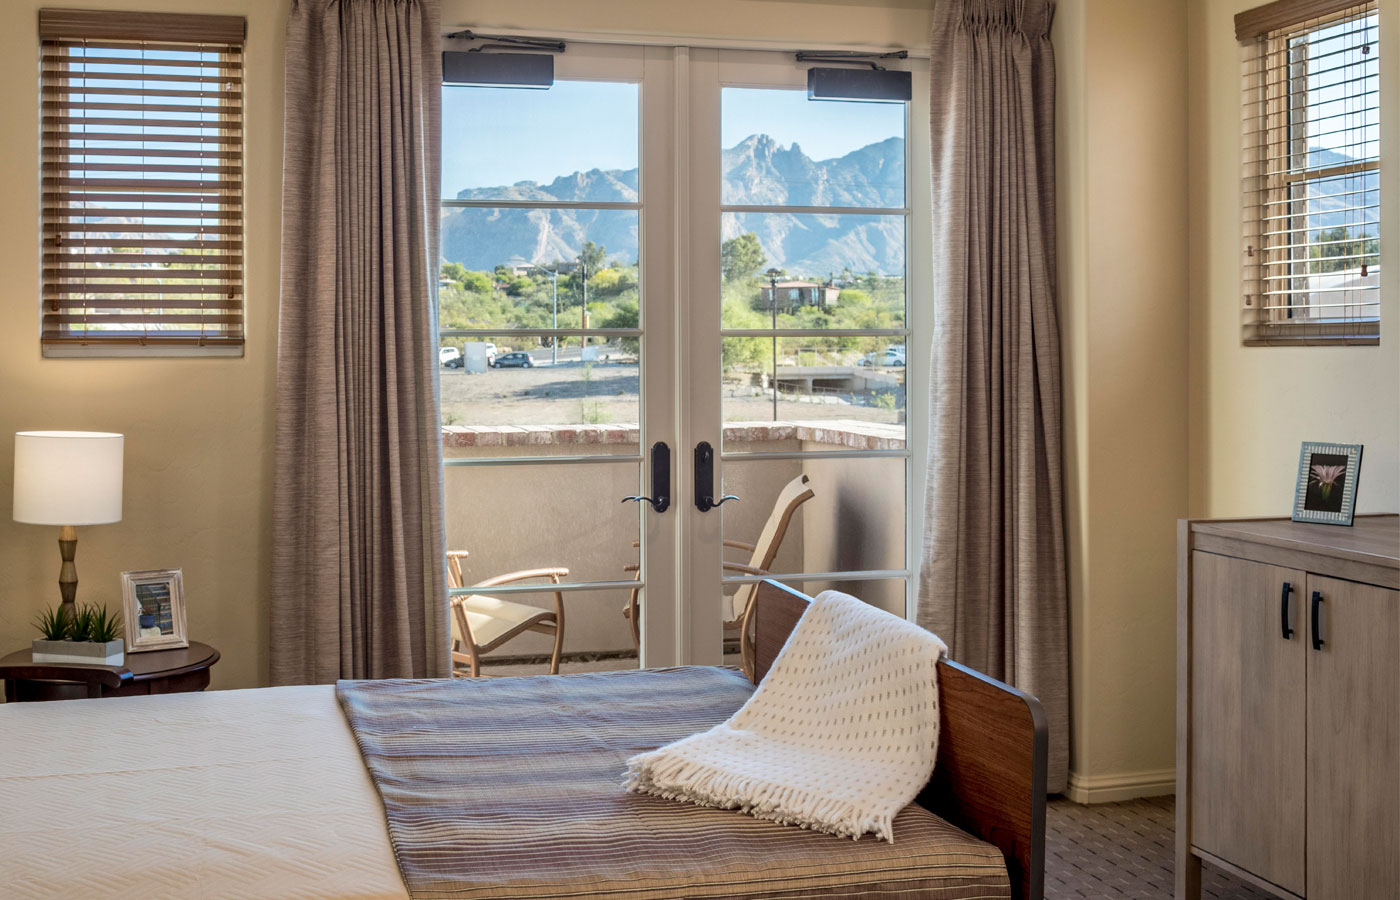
1291,441 -> 1363,526
120,568 -> 189,652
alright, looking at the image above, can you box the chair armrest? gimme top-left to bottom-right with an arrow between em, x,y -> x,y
722,561 -> 769,576
723,539 -> 758,554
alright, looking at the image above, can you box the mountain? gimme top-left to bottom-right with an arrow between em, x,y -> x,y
1303,147 -> 1380,234
439,134 -> 908,275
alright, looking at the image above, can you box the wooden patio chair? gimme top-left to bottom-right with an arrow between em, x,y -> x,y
448,551 -> 569,677
622,473 -> 815,675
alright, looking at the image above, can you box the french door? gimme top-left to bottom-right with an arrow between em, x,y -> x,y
439,40 -> 928,671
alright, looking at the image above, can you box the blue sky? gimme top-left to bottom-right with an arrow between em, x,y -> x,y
441,83 -> 904,195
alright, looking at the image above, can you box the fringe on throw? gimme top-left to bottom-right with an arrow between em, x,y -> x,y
625,752 -> 896,843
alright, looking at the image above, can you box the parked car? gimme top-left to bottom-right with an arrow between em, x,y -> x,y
491,351 -> 534,368
439,347 -> 461,367
858,346 -> 906,367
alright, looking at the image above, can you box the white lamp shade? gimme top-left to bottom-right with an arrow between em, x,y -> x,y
12,431 -> 124,525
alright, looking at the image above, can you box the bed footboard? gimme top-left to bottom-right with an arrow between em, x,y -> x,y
748,580 -> 1047,900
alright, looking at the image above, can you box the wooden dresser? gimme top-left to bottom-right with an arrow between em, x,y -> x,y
1176,515 -> 1399,900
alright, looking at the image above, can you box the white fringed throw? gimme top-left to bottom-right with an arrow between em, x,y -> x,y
624,591 -> 947,842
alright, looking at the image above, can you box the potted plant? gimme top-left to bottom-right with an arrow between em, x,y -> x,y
32,602 -> 124,666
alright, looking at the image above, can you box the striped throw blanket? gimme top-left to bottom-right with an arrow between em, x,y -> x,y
337,667 -> 1008,900
626,591 -> 947,842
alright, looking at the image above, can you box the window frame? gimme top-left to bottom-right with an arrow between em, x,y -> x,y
1239,0 -> 1381,346
38,8 -> 247,358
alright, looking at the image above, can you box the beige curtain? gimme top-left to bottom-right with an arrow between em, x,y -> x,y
918,0 -> 1069,792
271,0 -> 447,683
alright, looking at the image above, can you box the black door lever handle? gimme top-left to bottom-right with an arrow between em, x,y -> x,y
693,442 -> 739,512
621,442 -> 670,513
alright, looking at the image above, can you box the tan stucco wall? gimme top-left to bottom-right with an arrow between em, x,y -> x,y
1057,0 -> 1192,800
0,0 -> 289,693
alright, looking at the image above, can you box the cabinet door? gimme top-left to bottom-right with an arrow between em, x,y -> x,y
1191,551 -> 1306,895
1306,575 -> 1400,900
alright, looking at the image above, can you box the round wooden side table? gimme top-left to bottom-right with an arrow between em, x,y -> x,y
0,641 -> 220,703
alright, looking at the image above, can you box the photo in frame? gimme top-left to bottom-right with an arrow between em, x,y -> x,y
1291,442 -> 1363,526
120,568 -> 189,652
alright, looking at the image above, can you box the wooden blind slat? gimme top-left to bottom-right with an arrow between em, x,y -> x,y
42,297 -> 243,310
45,282 -> 241,295
45,195 -> 237,209
40,12 -> 245,352
44,133 -> 241,148
46,253 -> 242,265
42,51 -> 243,70
43,87 -> 242,101
43,100 -> 242,115
41,69 -> 241,85
43,115 -> 242,130
39,10 -> 246,44
46,268 -> 239,280
44,148 -> 242,161
45,206 -> 242,219
43,178 -> 243,191
45,237 -> 243,250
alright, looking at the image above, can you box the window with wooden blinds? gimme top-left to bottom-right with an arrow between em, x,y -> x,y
1239,0 -> 1380,346
39,10 -> 246,356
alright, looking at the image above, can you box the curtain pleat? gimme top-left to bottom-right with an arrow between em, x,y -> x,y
272,0 -> 447,683
918,0 -> 1069,793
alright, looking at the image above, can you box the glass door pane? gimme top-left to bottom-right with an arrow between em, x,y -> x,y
440,48 -> 662,676
692,56 -> 918,666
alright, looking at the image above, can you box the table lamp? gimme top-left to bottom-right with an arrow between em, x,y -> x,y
12,431 -> 124,617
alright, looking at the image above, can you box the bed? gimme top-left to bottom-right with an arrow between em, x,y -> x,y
0,581 -> 1046,900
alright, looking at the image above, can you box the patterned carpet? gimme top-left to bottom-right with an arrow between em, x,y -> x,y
1047,795 -> 1274,898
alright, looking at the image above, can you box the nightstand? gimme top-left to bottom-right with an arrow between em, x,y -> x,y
0,641 -> 220,702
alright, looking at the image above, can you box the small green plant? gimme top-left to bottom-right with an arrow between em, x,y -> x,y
85,604 -> 123,644
68,604 -> 95,642
33,604 -> 71,641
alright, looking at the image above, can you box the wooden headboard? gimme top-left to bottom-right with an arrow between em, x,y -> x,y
747,580 -> 1047,900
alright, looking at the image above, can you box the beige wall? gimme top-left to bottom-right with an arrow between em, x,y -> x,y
0,0 -> 288,692
1187,0 -> 1400,519
1057,0 -> 1191,801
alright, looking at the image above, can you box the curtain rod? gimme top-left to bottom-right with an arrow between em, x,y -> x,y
443,24 -> 931,59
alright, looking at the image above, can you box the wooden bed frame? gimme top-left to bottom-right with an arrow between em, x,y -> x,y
747,580 -> 1048,900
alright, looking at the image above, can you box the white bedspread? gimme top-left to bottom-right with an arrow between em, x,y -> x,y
0,686 -> 408,900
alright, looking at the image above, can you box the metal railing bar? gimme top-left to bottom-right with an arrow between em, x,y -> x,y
439,199 -> 640,211
722,449 -> 908,461
449,579 -> 642,596
444,454 -> 643,467
720,328 -> 909,338
439,328 -> 642,338
720,204 -> 908,216
722,569 -> 909,585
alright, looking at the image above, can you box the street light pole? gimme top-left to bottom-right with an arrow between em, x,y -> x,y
549,270 -> 558,364
520,261 -> 561,365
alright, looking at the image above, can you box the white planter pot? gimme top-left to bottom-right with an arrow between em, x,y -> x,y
32,638 -> 125,666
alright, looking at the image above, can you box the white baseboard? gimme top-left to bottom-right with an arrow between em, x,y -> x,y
1064,768 -> 1176,804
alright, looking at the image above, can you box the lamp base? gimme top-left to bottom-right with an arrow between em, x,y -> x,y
58,524 -> 78,616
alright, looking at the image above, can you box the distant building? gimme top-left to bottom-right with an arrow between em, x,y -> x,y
759,280 -> 840,313
507,260 -> 580,278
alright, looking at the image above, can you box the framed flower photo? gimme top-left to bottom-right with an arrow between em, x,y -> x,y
1292,442 -> 1363,526
121,568 -> 189,652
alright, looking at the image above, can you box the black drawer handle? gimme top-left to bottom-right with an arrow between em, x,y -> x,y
1280,581 -> 1293,640
1311,591 -> 1325,651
